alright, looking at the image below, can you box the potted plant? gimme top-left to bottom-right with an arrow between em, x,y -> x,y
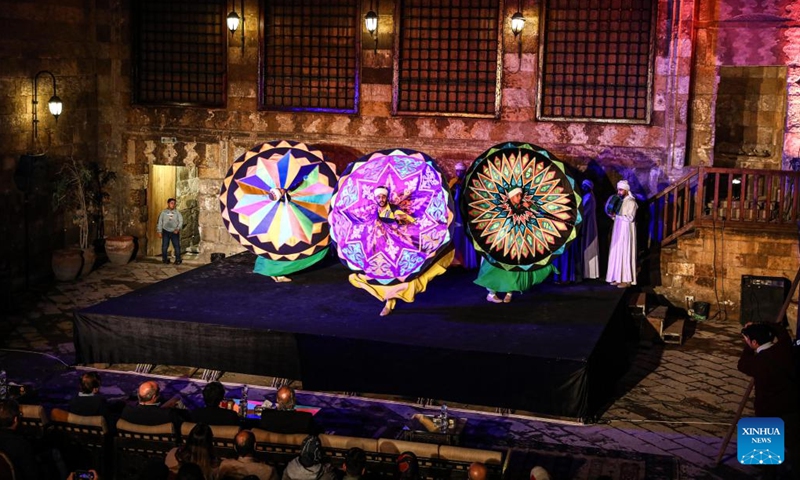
51,155 -> 94,280
87,162 -> 116,251
104,172 -> 135,265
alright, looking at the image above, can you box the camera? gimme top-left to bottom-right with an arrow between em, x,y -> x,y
74,470 -> 95,480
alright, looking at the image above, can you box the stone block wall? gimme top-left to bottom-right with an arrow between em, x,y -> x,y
0,0 -> 100,288
714,66 -> 787,169
107,0 -> 687,261
657,227 -> 799,324
176,164 -> 200,254
2,0 -> 800,297
690,0 -> 800,168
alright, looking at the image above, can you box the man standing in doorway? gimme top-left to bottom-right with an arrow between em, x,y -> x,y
157,197 -> 183,265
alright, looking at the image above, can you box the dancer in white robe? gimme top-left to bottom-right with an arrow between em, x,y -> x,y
606,180 -> 637,287
580,180 -> 600,279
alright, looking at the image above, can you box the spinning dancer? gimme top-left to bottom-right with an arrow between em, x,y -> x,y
348,186 -> 452,316
219,140 -> 337,284
475,187 -> 556,303
329,148 -> 455,317
461,142 -> 582,304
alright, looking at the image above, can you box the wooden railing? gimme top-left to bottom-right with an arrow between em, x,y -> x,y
647,167 -> 800,248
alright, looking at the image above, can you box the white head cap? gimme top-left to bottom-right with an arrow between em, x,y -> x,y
374,186 -> 389,197
455,162 -> 466,171
269,187 -> 283,200
507,187 -> 523,198
616,180 -> 630,192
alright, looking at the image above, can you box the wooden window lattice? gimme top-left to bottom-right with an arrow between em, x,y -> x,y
133,0 -> 227,107
538,0 -> 654,123
260,0 -> 359,113
394,0 -> 500,117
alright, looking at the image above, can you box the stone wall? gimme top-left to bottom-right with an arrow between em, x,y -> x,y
2,0 -> 800,307
176,165 -> 200,254
109,0 -> 689,261
689,0 -> 800,168
714,66 -> 787,169
657,227 -> 799,323
0,0 -> 100,288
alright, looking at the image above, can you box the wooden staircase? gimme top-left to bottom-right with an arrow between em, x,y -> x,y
647,166 -> 800,249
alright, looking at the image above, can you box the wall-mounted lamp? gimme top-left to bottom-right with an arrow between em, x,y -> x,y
510,2 -> 525,68
227,0 -> 245,54
365,0 -> 379,53
32,70 -> 62,141
510,11 -> 526,36
226,11 -> 240,33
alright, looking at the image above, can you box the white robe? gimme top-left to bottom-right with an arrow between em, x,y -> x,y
606,193 -> 637,284
581,191 -> 600,279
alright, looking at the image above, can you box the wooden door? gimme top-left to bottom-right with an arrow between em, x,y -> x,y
147,165 -> 177,256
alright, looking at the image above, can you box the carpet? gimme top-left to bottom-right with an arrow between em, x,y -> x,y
1,349 -> 680,480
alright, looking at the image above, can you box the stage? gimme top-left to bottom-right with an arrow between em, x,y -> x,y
74,252 -> 632,421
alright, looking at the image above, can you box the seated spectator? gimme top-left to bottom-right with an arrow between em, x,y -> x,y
69,372 -> 108,417
121,380 -> 183,431
468,462 -> 487,480
176,462 -> 206,480
166,423 -> 220,479
138,457 -> 169,480
218,430 -> 277,480
342,447 -> 367,480
0,399 -> 39,480
282,434 -> 336,480
191,381 -> 240,426
67,469 -> 99,480
260,386 -> 315,434
530,466 -> 551,480
395,452 -> 420,480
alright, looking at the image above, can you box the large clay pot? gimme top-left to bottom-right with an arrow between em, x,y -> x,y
52,248 -> 83,281
80,247 -> 96,277
105,235 -> 135,265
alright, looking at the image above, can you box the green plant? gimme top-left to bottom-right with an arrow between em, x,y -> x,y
87,162 -> 116,243
52,157 -> 117,250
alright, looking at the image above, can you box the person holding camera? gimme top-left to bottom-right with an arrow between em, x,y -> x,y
739,321 -> 800,478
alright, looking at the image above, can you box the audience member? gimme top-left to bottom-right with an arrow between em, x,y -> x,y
166,423 -> 220,479
218,430 -> 277,480
121,380 -> 183,432
176,462 -> 206,480
0,399 -> 39,480
260,386 -> 315,434
467,462 -> 487,480
282,434 -> 336,480
395,451 -> 420,480
191,381 -> 240,426
138,457 -> 170,480
342,447 -> 367,480
530,465 -> 551,480
68,372 -> 108,417
738,321 -> 800,476
67,469 -> 99,480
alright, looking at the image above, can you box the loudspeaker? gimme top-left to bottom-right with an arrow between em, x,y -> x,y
740,275 -> 790,325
